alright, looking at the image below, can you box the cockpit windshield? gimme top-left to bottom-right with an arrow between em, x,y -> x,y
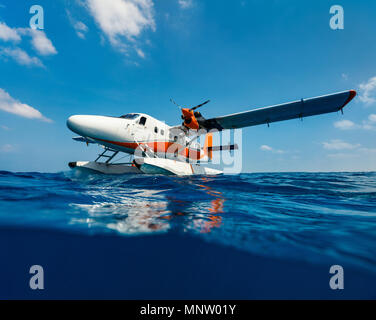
119,113 -> 140,120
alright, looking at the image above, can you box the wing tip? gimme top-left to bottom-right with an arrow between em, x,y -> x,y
341,89 -> 357,109
349,89 -> 357,100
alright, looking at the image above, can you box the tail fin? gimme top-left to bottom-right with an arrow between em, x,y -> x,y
203,133 -> 213,160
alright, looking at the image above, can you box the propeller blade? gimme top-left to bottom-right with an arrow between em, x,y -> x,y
190,100 -> 210,111
170,98 -> 181,109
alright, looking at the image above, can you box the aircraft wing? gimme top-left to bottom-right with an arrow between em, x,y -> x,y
200,90 -> 356,130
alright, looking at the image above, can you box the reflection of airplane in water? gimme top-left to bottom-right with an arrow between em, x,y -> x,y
71,177 -> 225,234
162,177 -> 225,234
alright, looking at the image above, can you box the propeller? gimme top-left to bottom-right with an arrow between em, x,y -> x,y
170,98 -> 210,130
190,100 -> 210,111
170,98 -> 210,111
170,98 -> 181,109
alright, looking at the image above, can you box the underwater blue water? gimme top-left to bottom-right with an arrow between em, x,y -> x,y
1,170 -> 376,299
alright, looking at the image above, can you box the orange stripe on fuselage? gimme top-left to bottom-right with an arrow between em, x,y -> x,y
95,138 -> 202,160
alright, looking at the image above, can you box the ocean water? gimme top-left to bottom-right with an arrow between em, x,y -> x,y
1,170 -> 376,299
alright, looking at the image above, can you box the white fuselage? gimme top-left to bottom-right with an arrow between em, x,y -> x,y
67,113 -> 202,160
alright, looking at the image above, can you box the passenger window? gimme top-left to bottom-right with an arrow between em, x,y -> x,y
154,127 -> 158,134
161,129 -> 164,136
139,117 -> 147,126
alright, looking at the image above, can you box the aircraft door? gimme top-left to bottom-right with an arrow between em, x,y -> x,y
134,116 -> 148,140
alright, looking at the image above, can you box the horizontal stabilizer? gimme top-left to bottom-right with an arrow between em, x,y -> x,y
208,144 -> 239,152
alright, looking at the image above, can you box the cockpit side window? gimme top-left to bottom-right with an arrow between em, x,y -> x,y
139,116 -> 147,126
120,113 -> 140,120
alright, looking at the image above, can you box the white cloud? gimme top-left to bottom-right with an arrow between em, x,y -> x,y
178,0 -> 193,9
135,48 -> 145,58
260,145 -> 284,154
66,10 -> 89,39
0,47 -> 44,67
341,73 -> 348,80
327,145 -> 376,159
362,124 -> 375,130
0,21 -> 57,68
334,119 -> 356,130
333,115 -> 376,131
322,139 -> 360,150
369,114 -> 376,122
0,22 -> 21,42
18,28 -> 57,56
260,145 -> 272,151
75,21 -> 89,39
327,153 -> 358,159
359,76 -> 376,106
0,144 -> 15,153
85,0 -> 155,53
0,88 -> 52,122
359,147 -> 376,154
30,30 -> 57,55
0,125 -> 9,130
361,114 -> 376,131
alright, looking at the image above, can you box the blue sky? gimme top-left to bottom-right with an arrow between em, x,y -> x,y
1,0 -> 376,172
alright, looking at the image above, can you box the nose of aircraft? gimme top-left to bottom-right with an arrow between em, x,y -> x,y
66,115 -> 121,140
66,115 -> 87,135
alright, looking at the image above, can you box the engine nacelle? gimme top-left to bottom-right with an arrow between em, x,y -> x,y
181,108 -> 199,130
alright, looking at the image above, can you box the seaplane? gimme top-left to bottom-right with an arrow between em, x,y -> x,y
67,89 -> 357,175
